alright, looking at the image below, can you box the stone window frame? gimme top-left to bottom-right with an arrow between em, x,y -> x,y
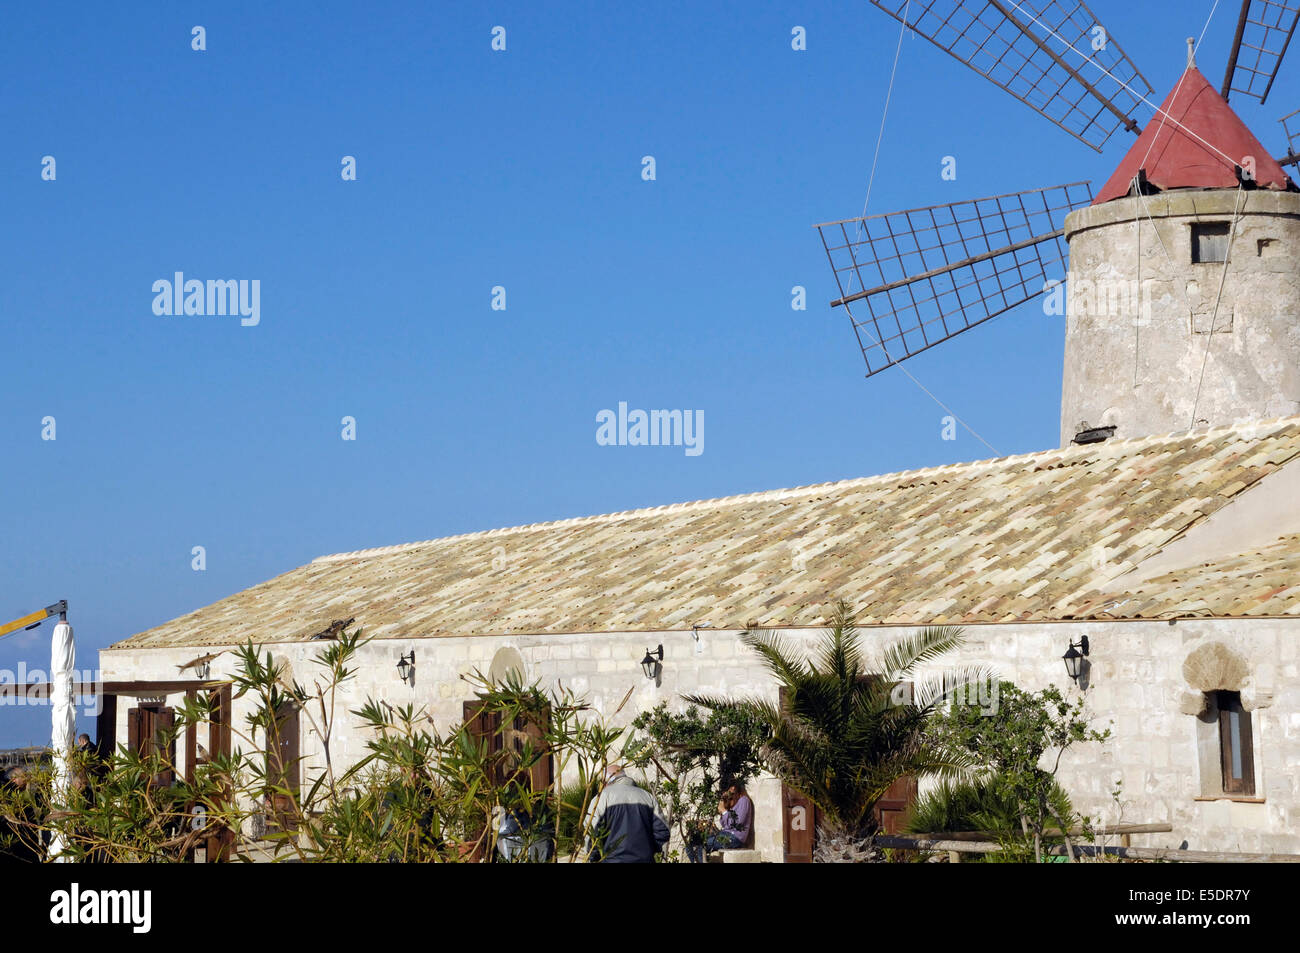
1193,690 -> 1257,800
1180,640 -> 1269,803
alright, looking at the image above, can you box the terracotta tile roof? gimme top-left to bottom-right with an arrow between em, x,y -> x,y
109,416 -> 1300,650
1062,534 -> 1300,620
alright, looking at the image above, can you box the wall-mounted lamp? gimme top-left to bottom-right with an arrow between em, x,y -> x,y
1062,636 -> 1089,683
397,650 -> 416,686
640,645 -> 664,680
195,660 -> 211,679
692,624 -> 710,656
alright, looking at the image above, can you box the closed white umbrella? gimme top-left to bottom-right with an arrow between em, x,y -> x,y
49,616 -> 75,862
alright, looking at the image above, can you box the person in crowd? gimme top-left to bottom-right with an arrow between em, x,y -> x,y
496,783 -> 555,863
583,763 -> 670,863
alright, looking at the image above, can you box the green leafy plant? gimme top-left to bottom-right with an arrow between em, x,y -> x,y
686,600 -> 990,861
0,630 -> 633,863
626,701 -> 768,852
927,681 -> 1111,862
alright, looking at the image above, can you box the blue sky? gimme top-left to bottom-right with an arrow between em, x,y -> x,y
1,1 -> 1288,744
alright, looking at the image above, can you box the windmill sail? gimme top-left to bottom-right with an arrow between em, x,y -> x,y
1221,0 -> 1299,104
868,0 -> 1152,151
1279,108 -> 1300,166
815,182 -> 1093,378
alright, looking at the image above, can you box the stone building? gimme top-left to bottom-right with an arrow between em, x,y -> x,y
100,63 -> 1299,861
1060,60 -> 1300,445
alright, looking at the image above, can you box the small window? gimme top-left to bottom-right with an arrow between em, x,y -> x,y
1215,691 -> 1255,796
1192,222 -> 1230,263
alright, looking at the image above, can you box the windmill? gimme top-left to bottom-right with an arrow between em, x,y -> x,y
816,0 -> 1300,445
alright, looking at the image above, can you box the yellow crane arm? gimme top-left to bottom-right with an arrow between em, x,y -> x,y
0,600 -> 67,640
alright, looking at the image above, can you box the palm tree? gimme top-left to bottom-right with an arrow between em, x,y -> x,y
686,600 -> 990,861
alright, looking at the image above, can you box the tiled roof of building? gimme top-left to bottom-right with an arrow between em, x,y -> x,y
109,416 -> 1300,650
1066,534 -> 1300,621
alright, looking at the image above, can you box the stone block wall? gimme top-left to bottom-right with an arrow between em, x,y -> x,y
100,615 -> 1300,859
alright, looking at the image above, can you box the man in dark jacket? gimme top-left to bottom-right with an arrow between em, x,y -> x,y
584,764 -> 670,863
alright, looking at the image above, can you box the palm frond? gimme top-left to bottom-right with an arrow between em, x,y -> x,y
813,600 -> 863,686
910,664 -> 1000,714
740,628 -> 810,687
877,626 -> 967,681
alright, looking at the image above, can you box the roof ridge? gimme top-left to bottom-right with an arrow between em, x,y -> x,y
310,414 -> 1300,565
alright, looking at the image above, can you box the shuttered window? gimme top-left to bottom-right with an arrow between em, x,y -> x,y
1216,691 -> 1255,797
463,699 -> 552,791
127,704 -> 176,788
1192,222 -> 1230,263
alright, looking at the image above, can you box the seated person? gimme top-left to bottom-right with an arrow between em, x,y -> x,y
689,782 -> 753,860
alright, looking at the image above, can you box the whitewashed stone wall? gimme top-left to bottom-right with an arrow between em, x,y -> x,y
1059,190 -> 1300,446
100,616 -> 1300,860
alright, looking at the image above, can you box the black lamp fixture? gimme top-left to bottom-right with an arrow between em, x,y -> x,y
397,650 -> 416,685
1062,636 -> 1089,683
640,645 -> 664,680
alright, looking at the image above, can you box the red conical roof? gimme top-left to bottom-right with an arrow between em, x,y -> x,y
1094,65 -> 1294,204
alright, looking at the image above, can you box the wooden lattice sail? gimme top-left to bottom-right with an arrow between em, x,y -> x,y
1221,0 -> 1300,104
869,0 -> 1153,151
815,183 -> 1093,378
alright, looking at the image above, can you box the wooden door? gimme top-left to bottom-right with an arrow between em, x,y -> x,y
265,701 -> 300,832
463,700 -> 553,862
777,682 -> 920,860
778,687 -> 818,862
206,686 -> 235,861
127,704 -> 176,787
873,774 -> 918,834
782,783 -> 819,863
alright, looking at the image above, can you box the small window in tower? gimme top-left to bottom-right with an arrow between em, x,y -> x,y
1192,222 -> 1231,263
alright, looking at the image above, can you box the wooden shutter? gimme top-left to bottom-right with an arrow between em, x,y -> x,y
184,691 -> 197,785
463,700 -> 493,745
266,702 -> 300,832
873,775 -> 918,834
872,680 -> 919,834
460,700 -> 500,862
206,686 -> 235,862
126,707 -> 141,754
520,707 -> 552,793
463,699 -> 504,784
155,707 -> 176,788
778,686 -> 818,862
1217,691 -> 1255,796
96,694 -> 117,759
782,783 -> 819,863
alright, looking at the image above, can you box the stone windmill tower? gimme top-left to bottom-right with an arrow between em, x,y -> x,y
1060,41 -> 1299,446
814,2 -> 1300,449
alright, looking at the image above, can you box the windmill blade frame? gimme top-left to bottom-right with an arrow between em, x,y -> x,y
1278,107 -> 1300,166
868,0 -> 1153,152
1221,0 -> 1299,104
815,181 -> 1093,378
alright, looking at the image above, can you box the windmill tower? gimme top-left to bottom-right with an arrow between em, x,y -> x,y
816,1 -> 1300,448
1061,39 -> 1300,445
